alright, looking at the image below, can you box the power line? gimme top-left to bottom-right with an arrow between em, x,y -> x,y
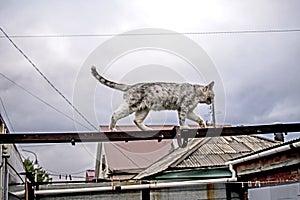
111,143 -> 141,168
0,73 -> 93,131
46,168 -> 88,176
47,173 -> 85,179
38,164 -> 92,180
0,96 -> 15,132
7,162 -> 25,184
32,154 -> 95,176
0,28 -> 299,39
0,27 -> 97,130
20,152 -> 87,180
18,144 -> 58,148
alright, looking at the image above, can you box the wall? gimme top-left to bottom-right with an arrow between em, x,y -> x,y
151,184 -> 241,200
36,183 -> 242,200
39,190 -> 142,200
248,182 -> 300,200
235,147 -> 300,190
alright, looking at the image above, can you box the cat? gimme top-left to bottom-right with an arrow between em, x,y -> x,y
91,66 -> 214,131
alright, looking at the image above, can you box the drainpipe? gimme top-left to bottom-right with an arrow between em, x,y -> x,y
228,163 -> 237,180
10,175 -> 237,197
12,163 -> 238,197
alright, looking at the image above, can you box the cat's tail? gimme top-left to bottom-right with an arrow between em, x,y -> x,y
91,66 -> 130,91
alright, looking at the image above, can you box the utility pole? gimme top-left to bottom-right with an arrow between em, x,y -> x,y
2,144 -> 10,200
3,157 -> 8,200
0,152 -> 2,200
1,114 -> 10,200
25,171 -> 34,200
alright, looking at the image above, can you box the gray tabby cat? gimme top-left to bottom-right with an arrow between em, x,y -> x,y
91,66 -> 214,131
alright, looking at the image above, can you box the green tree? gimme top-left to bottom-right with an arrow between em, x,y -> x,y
23,158 -> 51,183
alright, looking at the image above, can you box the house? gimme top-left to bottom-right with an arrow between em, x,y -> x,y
227,138 -> 300,199
135,135 -> 280,180
29,126 -> 293,200
94,124 -> 231,181
94,125 -> 175,180
3,122 -> 296,199
134,135 -> 281,199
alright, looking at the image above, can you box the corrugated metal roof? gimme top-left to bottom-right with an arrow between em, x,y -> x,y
174,136 -> 279,169
134,135 -> 280,179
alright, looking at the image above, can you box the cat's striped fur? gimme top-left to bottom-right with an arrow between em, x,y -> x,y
91,66 -> 214,131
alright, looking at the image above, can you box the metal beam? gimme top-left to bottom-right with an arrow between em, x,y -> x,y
0,123 -> 299,144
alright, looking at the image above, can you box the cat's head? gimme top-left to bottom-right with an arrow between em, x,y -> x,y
199,81 -> 215,104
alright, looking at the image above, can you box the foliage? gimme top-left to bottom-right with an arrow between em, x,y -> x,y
23,158 -> 51,183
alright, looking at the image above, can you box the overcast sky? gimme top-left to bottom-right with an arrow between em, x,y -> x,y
1,0 -> 300,180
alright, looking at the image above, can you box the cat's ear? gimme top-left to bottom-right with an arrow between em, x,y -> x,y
208,81 -> 214,90
203,81 -> 214,92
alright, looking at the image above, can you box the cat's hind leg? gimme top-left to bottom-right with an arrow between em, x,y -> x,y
134,109 -> 152,131
109,103 -> 133,131
178,107 -> 189,129
187,111 -> 206,128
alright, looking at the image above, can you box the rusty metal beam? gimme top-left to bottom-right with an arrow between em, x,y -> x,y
0,123 -> 299,144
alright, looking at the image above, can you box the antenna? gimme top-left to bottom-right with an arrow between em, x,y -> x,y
211,102 -> 216,128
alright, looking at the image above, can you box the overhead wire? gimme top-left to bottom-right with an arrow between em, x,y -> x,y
38,166 -> 90,180
111,143 -> 141,168
21,150 -> 88,181
29,151 -> 96,176
2,27 -> 299,182
18,144 -> 58,148
0,27 -> 97,130
0,28 -> 299,39
47,173 -> 85,179
1,27 -> 299,131
0,73 -> 93,131
41,163 -> 94,176
7,162 -> 25,184
20,143 -> 148,180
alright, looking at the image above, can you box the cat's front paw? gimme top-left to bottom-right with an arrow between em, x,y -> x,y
180,125 -> 190,130
199,121 -> 206,128
109,127 -> 118,132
